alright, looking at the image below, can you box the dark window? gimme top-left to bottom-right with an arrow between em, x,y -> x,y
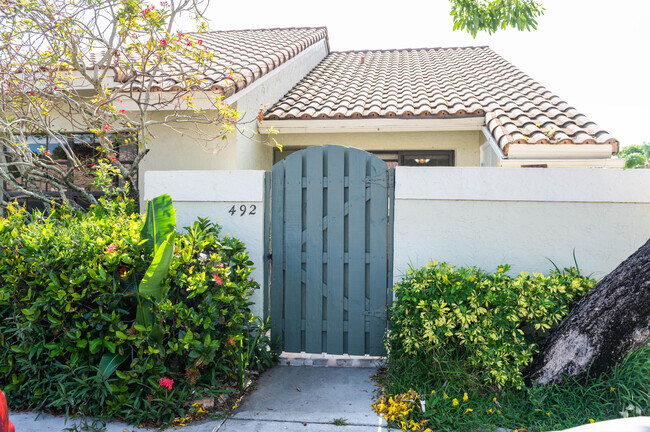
373,150 -> 455,167
399,151 -> 455,167
5,132 -> 138,211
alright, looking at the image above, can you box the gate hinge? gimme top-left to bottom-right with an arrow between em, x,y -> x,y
365,175 -> 388,187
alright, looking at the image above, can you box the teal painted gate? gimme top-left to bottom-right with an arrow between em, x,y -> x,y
269,145 -> 394,356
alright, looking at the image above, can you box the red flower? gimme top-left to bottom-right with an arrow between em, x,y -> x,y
109,156 -> 117,162
159,377 -> 174,390
160,39 -> 168,46
44,150 -> 52,156
213,274 -> 222,285
103,124 -> 110,130
119,109 -> 125,113
28,92 -> 34,96
106,244 -> 117,253
90,163 -> 96,168
197,39 -> 203,45
118,267 -> 127,276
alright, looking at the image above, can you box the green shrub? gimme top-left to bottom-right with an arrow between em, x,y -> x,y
388,261 -> 596,389
377,342 -> 650,432
0,199 -> 275,426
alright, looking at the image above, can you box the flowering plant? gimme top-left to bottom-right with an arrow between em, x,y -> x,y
159,377 -> 174,390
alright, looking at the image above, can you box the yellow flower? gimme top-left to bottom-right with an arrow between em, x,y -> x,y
463,392 -> 468,402
452,398 -> 459,406
493,397 -> 497,403
443,391 -> 449,399
464,408 -> 473,414
589,419 -> 595,423
610,387 -> 616,392
431,390 -> 435,394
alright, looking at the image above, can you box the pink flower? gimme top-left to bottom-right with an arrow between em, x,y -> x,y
106,244 -> 117,253
44,150 -> 52,156
159,377 -> 174,390
103,124 -> 110,130
28,91 -> 34,96
197,39 -> 203,45
213,274 -> 222,285
160,39 -> 168,46
109,156 -> 117,162
119,109 -> 125,113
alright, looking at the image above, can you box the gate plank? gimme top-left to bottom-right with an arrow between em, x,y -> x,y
270,162 -> 285,351
284,153 -> 303,353
326,146 -> 345,354
305,147 -> 324,353
347,150 -> 367,355
387,168 -> 396,312
263,172 -> 271,322
367,157 -> 389,356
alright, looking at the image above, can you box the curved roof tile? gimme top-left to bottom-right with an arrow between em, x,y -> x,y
106,27 -> 327,96
264,46 -> 617,152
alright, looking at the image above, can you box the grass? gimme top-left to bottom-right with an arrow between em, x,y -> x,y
375,343 -> 650,432
332,417 -> 348,426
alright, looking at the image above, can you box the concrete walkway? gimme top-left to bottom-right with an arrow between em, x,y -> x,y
10,366 -> 389,432
221,366 -> 387,431
11,365 -> 649,432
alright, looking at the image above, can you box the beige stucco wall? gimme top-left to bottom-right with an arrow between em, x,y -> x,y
138,109 -> 238,207
232,40 -> 329,171
138,39 -> 330,199
269,130 -> 483,166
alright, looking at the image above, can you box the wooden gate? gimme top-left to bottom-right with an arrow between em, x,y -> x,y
269,145 -> 394,356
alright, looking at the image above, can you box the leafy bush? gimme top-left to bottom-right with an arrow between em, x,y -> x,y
0,199 -> 275,426
376,342 -> 650,432
388,261 -> 596,389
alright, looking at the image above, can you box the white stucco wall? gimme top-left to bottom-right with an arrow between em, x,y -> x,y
393,167 -> 650,281
144,170 -> 267,319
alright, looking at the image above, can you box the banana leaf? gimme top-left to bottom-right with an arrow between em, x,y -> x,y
136,194 -> 177,345
138,233 -> 175,303
140,193 -> 176,256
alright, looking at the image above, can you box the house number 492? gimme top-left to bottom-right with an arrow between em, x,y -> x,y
228,204 -> 256,216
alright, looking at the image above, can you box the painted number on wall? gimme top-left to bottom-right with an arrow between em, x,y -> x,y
228,204 -> 257,216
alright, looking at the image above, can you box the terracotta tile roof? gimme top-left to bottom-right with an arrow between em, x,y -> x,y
109,27 -> 328,97
264,47 -> 618,153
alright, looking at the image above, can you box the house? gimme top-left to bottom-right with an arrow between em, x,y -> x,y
4,26 -> 622,210
136,26 -> 622,201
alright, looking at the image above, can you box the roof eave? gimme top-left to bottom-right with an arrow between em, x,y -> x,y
259,116 -> 485,134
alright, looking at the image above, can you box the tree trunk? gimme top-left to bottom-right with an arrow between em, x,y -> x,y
525,238 -> 650,385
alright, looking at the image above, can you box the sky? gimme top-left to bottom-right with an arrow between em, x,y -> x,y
196,0 -> 650,147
